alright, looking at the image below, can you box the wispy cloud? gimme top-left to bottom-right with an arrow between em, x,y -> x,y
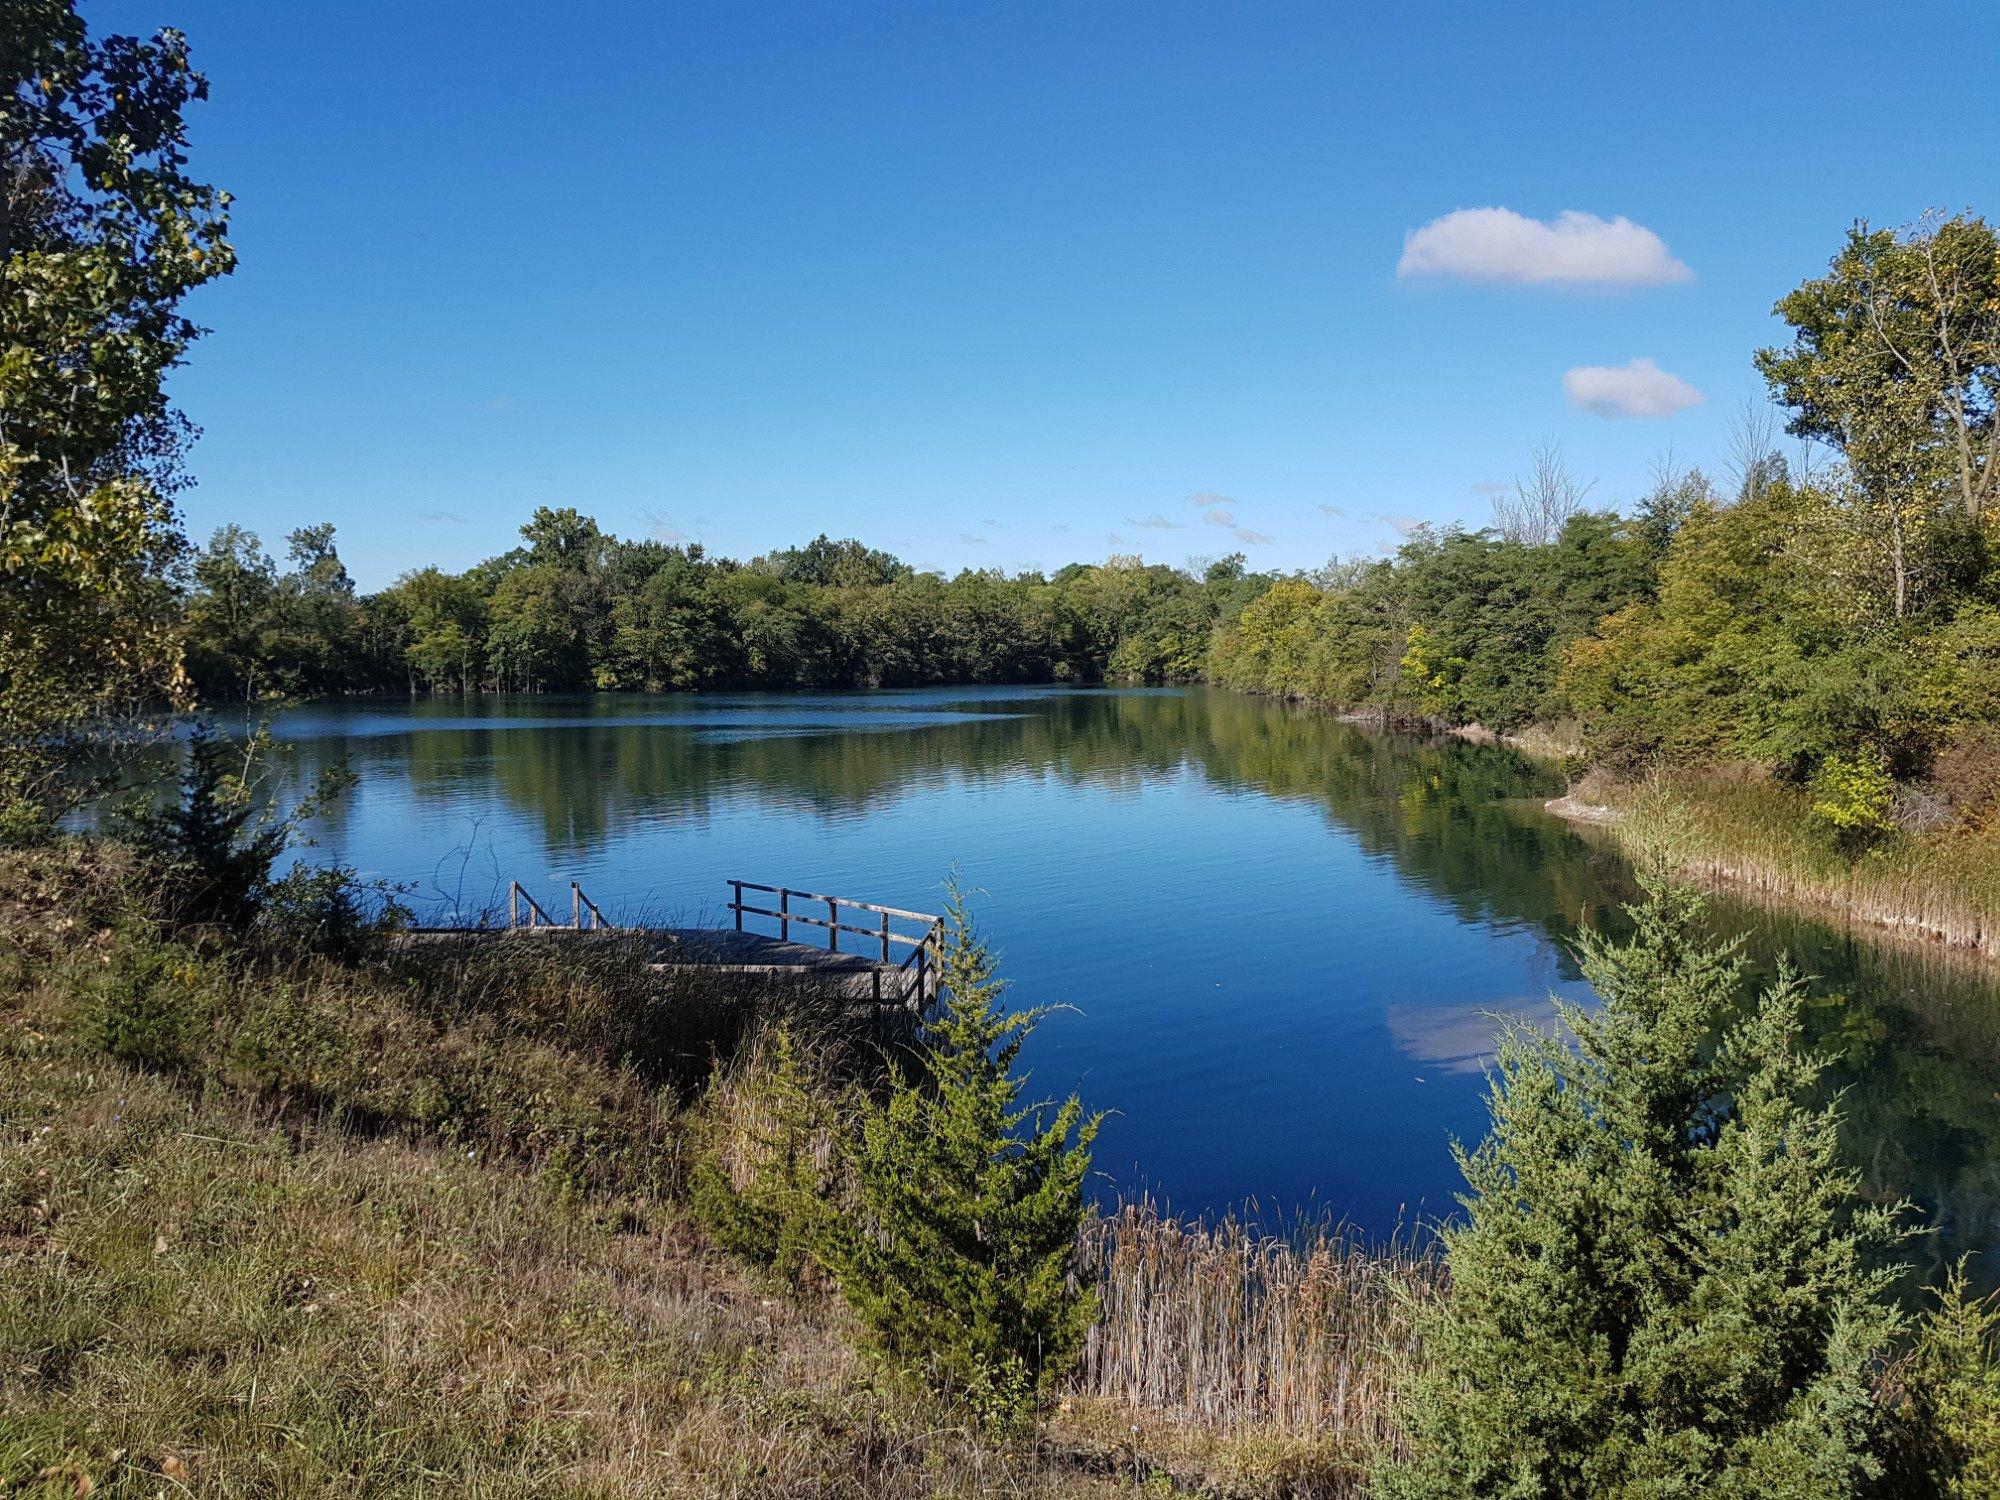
1317,504 -> 1345,518
1125,512 -> 1186,530
1470,481 -> 1509,498
1371,511 -> 1426,537
981,517 -> 1002,529
641,508 -> 690,542
1050,523 -> 1071,534
1563,357 -> 1705,419
1397,208 -> 1693,289
1233,527 -> 1274,545
958,532 -> 987,545
420,510 -> 468,524
1201,507 -> 1238,528
482,395 -> 517,412
1106,532 -> 1127,547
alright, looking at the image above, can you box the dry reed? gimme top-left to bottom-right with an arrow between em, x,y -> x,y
1074,1198 -> 1438,1449
1604,770 -> 2000,960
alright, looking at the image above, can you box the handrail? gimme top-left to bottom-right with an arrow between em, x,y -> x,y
571,881 -> 608,930
508,880 -> 555,929
500,876 -> 937,1008
729,878 -> 943,1005
508,879 -> 612,932
727,880 -> 938,925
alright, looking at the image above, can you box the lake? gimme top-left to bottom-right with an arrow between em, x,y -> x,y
266,686 -> 2000,1274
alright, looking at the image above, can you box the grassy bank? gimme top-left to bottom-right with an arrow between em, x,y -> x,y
0,842 -> 1419,1496
1559,770 -> 2000,962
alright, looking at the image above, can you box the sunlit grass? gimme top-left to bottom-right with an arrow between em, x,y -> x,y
1,840 -> 1419,1498
1593,769 -> 2000,959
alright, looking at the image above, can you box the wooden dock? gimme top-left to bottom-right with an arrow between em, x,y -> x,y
401,879 -> 944,1010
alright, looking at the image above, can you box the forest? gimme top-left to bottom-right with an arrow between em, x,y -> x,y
179,210 -> 2000,854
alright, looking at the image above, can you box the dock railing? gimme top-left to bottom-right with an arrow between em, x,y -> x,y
507,880 -> 610,931
728,880 -> 944,1006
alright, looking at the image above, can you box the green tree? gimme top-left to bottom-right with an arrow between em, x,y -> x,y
268,522 -> 360,694
388,566 -> 486,692
1,0 -> 234,829
1756,214 -> 2000,616
824,882 -> 1101,1422
184,524 -> 279,699
519,504 -> 608,571
1378,877 -> 1911,1499
121,723 -> 287,929
1885,1263 -> 2000,1497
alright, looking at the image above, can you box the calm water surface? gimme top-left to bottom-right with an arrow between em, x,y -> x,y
268,686 -> 2000,1274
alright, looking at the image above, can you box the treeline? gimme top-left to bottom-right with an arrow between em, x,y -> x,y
183,520 -> 1273,697
180,212 -> 1999,849
1221,213 -> 2000,842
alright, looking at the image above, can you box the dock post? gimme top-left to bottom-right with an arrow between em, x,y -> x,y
779,888 -> 790,942
730,881 -> 743,931
828,899 -> 839,951
509,882 -> 518,929
571,882 -> 581,930
879,912 -> 891,963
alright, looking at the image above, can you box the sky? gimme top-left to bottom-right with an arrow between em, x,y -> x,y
96,0 -> 2000,590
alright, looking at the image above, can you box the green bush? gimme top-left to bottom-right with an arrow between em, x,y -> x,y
823,882 -> 1101,1425
261,861 -> 408,957
120,725 -> 289,930
1883,1263 -> 2000,1497
89,936 -> 214,1070
1376,876 -> 1912,1499
1809,749 -> 1898,848
690,1026 -> 841,1282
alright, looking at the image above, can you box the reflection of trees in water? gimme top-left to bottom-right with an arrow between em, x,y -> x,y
296,688 -> 2000,1278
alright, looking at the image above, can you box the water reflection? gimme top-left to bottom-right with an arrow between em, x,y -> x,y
262,687 -> 2000,1277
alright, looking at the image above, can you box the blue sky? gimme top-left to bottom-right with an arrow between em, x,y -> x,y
100,0 -> 2000,589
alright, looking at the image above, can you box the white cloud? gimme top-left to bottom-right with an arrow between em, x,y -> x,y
1317,504 -> 1345,518
1396,209 -> 1693,289
1188,491 -> 1235,509
1201,507 -> 1237,528
1106,531 -> 1126,546
420,510 -> 468,524
958,532 -> 987,545
1125,513 -> 1186,530
1371,511 -> 1426,536
1563,357 -> 1705,419
1470,481 -> 1509,498
1233,527 -> 1274,545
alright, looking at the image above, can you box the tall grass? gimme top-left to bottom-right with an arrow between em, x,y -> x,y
4,840 -> 1447,1496
1603,770 -> 2000,959
1076,1199 -> 1436,1448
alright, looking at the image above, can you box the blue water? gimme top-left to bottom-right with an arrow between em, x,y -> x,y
265,686 -> 2000,1261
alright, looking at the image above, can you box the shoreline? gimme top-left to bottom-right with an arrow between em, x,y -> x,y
1542,784 -> 2000,967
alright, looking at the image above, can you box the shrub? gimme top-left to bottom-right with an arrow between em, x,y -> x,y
1883,1263 -> 2000,1497
823,882 -> 1102,1424
261,861 -> 408,958
1929,726 -> 2000,834
1375,875 -> 1912,1499
1809,748 -> 1898,849
120,724 -> 289,929
89,936 -> 214,1069
690,1025 -> 842,1282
